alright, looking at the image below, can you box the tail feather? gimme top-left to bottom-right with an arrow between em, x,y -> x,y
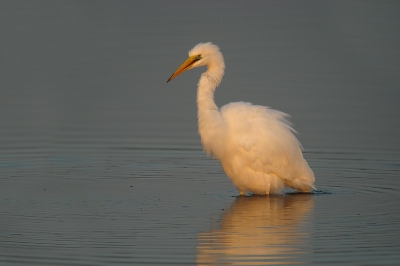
284,178 -> 315,193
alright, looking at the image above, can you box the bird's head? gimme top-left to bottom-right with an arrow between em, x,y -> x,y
167,42 -> 223,82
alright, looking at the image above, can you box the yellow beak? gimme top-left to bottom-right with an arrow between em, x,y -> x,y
167,55 -> 201,83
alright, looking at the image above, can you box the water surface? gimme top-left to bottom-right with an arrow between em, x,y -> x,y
1,1 -> 399,265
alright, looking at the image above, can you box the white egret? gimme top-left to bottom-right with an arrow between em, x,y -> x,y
167,42 -> 315,195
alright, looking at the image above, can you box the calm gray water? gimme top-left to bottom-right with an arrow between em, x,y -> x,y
1,1 -> 400,265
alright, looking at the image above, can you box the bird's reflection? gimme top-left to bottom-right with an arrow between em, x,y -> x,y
197,194 -> 314,265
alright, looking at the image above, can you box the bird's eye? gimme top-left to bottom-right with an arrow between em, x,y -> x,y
195,55 -> 202,60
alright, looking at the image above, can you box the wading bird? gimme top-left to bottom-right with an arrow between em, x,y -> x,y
167,43 -> 315,195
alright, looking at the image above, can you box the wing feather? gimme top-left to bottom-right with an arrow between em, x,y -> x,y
220,102 -> 313,184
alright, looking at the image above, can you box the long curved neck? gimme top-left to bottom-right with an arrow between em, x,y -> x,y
197,67 -> 224,110
197,61 -> 225,156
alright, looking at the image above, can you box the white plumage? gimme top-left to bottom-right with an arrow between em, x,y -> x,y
167,42 -> 315,195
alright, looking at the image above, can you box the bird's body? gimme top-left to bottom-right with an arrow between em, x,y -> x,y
168,42 -> 315,195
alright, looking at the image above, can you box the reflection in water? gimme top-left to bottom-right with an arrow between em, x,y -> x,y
197,195 -> 314,265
